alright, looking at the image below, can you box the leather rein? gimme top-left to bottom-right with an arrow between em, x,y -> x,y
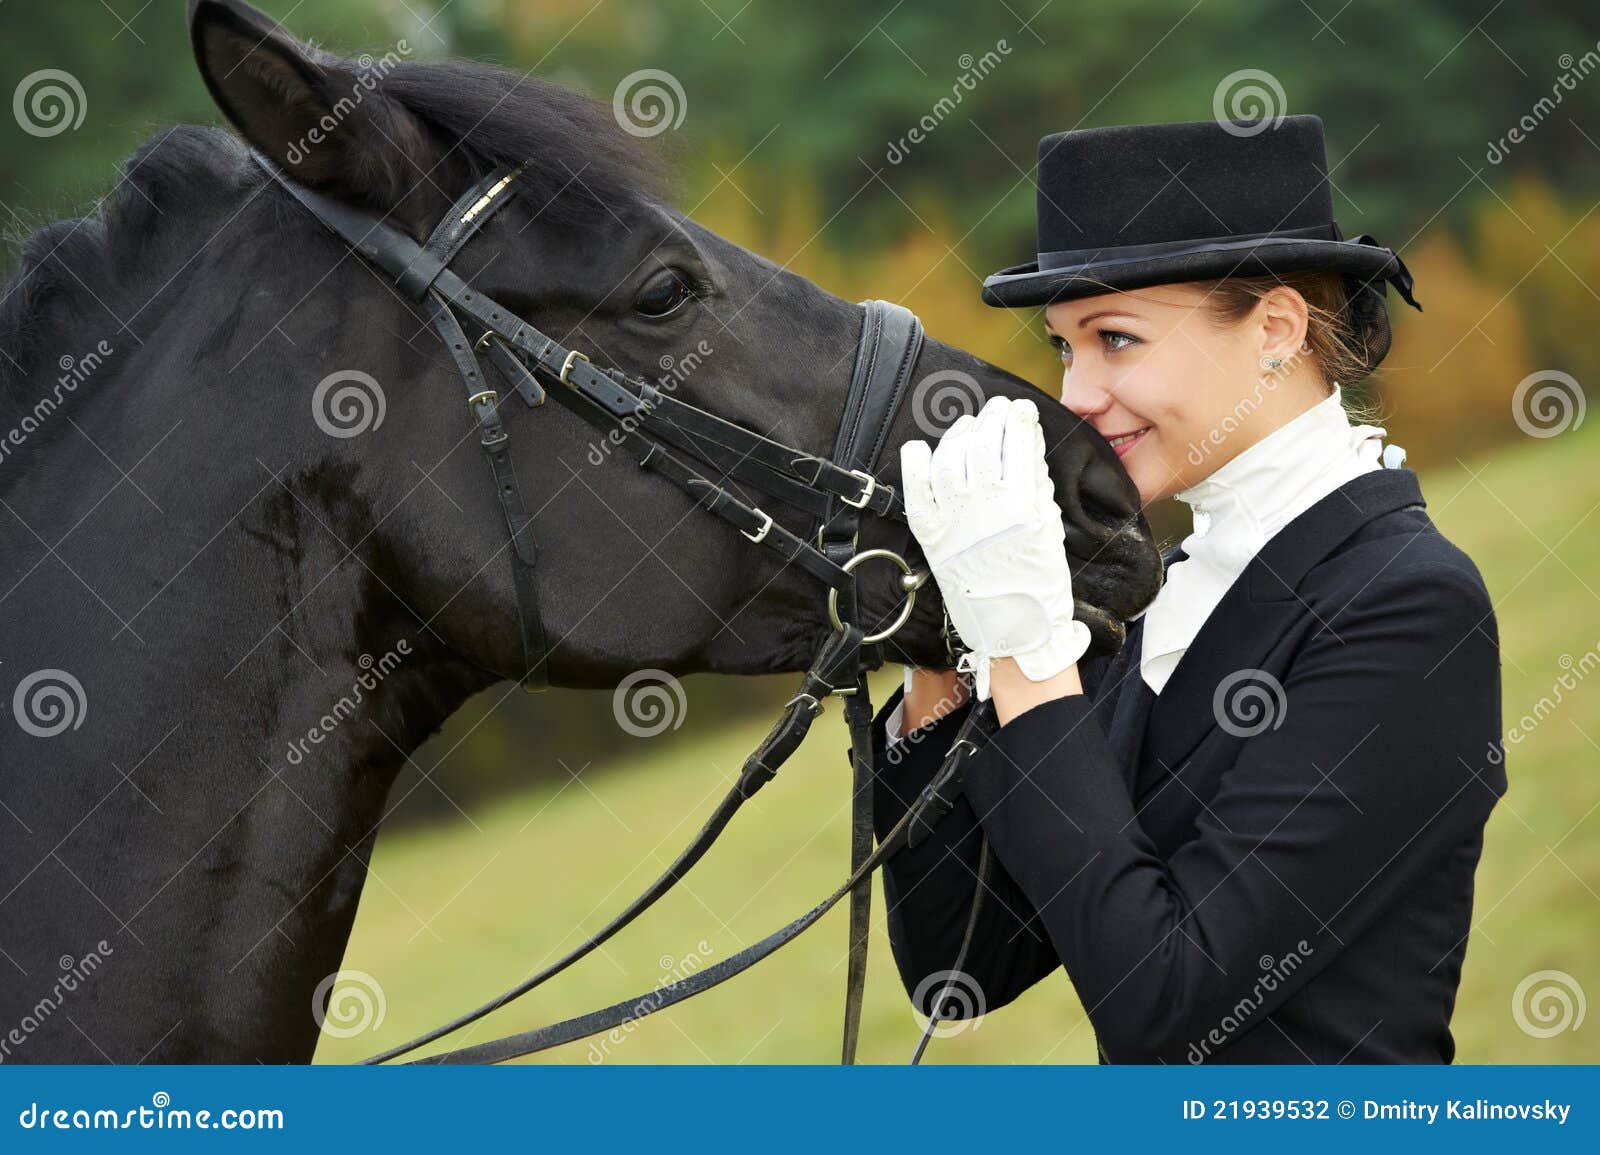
252,154 -> 998,1065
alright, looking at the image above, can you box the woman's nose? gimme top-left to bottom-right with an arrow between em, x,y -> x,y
1061,370 -> 1112,423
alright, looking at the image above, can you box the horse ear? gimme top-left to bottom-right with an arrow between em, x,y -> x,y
188,0 -> 438,216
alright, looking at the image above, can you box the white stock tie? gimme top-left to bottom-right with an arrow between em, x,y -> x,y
1135,384 -> 1403,695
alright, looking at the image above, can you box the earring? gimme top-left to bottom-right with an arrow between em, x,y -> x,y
1260,355 -> 1285,371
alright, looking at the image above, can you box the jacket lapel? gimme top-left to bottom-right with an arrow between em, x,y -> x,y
1140,467 -> 1427,774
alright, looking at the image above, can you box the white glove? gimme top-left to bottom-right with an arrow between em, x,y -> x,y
900,396 -> 1090,702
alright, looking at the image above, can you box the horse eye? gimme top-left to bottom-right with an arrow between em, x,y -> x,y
634,269 -> 694,318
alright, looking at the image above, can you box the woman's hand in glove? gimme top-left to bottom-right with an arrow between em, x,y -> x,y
899,395 -> 1091,703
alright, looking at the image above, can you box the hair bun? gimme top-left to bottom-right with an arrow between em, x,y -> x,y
1340,275 -> 1394,381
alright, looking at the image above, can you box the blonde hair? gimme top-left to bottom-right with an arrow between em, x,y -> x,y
1192,270 -> 1385,425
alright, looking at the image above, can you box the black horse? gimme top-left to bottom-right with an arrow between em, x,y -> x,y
0,0 -> 1160,1063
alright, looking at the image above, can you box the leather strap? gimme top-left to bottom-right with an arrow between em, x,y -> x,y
820,300 -> 922,1063
910,834 -> 991,1064
826,302 -> 923,542
400,169 -> 523,298
404,699 -> 997,1065
362,626 -> 867,1065
482,336 -> 546,408
839,674 -> 876,1064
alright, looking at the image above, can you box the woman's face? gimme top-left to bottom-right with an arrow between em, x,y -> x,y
1045,281 -> 1315,506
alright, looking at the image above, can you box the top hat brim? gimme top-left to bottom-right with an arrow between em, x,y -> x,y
981,237 -> 1404,309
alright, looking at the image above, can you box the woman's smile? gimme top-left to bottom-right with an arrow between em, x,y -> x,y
1106,426 -> 1152,457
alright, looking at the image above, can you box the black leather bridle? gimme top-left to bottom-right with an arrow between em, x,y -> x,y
254,154 -> 998,1064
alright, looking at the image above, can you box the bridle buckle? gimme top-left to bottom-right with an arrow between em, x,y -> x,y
841,468 -> 877,510
742,508 -> 775,543
559,349 -> 590,385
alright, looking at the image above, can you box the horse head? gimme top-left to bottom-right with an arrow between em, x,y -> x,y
186,0 -> 1161,688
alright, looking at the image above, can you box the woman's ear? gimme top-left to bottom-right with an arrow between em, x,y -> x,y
188,0 -> 443,223
1257,284 -> 1311,363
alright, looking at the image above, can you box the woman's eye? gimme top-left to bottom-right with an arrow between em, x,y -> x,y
634,270 -> 694,318
1102,330 -> 1139,352
1048,333 -> 1072,361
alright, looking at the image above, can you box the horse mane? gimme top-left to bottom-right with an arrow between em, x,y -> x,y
0,57 -> 667,402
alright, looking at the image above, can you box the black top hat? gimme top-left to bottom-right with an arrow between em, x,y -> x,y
981,116 -> 1420,367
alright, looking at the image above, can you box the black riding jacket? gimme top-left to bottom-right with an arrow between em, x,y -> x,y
872,466 -> 1506,1063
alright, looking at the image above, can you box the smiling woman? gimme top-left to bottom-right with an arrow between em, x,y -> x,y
1042,270 -> 1381,505
882,115 -> 1505,1064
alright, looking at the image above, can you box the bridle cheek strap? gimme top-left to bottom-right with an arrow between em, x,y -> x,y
253,154 -> 555,688
823,300 -> 923,1063
424,293 -> 548,690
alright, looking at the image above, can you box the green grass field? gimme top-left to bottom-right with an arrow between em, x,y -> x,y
318,421 -> 1600,1064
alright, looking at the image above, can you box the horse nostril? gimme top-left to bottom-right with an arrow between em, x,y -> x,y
1078,454 -> 1142,525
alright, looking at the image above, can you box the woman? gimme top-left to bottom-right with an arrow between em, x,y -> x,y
876,115 -> 1506,1063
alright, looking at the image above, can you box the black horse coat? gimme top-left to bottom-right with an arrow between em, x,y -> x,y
871,465 -> 1507,1063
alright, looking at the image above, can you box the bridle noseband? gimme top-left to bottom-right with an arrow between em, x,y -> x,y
253,153 -> 997,1065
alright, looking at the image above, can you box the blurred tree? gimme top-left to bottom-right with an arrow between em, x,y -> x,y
0,0 -> 406,221
429,0 -> 1600,260
1474,178 -> 1600,392
1381,229 -> 1535,465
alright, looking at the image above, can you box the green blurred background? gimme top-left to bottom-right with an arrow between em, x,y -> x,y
3,0 -> 1595,1062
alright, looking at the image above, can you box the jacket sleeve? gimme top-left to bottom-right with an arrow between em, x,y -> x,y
960,563 -> 1507,1062
869,685 -> 1063,1014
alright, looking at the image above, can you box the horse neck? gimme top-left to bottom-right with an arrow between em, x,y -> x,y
0,388 -> 494,1060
